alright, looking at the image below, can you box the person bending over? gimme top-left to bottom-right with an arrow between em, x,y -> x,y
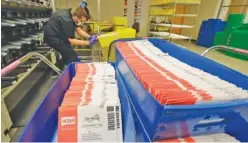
44,3 -> 97,75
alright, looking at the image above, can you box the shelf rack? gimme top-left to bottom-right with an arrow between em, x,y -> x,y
124,0 -> 127,16
147,0 -> 201,41
1,1 -> 53,141
124,0 -> 142,22
134,0 -> 142,22
217,0 -> 248,18
2,0 -> 52,9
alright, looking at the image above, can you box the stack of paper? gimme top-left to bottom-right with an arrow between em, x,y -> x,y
58,63 -> 122,142
117,40 -> 248,105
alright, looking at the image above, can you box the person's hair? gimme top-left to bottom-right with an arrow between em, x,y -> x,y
84,6 -> 90,19
132,22 -> 140,33
72,6 -> 89,20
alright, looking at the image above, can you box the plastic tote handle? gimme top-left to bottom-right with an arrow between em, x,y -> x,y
201,45 -> 248,57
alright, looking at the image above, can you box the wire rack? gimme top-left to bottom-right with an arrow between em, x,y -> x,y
147,0 -> 201,42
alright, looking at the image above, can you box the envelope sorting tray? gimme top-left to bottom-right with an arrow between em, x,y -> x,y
17,63 -> 136,142
115,38 -> 248,142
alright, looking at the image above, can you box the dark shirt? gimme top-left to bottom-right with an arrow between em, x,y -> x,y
44,9 -> 78,42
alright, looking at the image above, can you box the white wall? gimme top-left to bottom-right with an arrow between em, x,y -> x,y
55,0 -> 124,21
218,0 -> 232,21
139,0 -> 152,36
126,0 -> 134,27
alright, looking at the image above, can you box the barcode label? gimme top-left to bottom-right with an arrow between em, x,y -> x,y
107,106 -> 114,112
116,106 -> 120,129
107,112 -> 115,130
107,106 -> 115,131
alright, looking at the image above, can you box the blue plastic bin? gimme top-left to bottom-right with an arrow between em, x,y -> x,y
115,38 -> 248,142
18,63 -> 136,142
207,19 -> 226,32
196,33 -> 216,47
196,19 -> 226,47
197,20 -> 207,36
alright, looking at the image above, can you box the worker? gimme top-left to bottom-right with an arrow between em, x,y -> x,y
44,2 -> 97,77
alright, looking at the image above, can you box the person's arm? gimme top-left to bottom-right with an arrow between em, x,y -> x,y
76,27 -> 90,39
68,38 -> 90,46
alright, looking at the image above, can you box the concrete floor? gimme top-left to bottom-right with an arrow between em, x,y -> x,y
173,40 -> 248,76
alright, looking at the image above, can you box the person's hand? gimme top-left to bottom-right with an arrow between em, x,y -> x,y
89,36 -> 97,46
89,35 -> 98,40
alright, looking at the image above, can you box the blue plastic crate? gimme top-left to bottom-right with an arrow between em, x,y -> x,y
197,20 -> 207,35
18,63 -> 136,142
197,19 -> 226,47
115,38 -> 248,142
196,33 -> 216,47
116,68 -> 152,142
207,19 -> 226,32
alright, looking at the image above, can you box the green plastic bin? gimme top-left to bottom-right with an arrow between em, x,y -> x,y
225,14 -> 245,32
225,30 -> 248,60
229,30 -> 248,50
225,51 -> 248,61
213,14 -> 248,60
241,23 -> 248,30
213,32 -> 229,46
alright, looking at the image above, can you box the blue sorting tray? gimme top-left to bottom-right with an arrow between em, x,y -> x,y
116,68 -> 151,142
18,63 -> 136,142
196,19 -> 226,48
115,38 -> 248,142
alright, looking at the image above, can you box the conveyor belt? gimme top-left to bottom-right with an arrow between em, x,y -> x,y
5,63 -> 48,124
8,69 -> 57,142
1,50 -> 59,142
1,3 -> 53,142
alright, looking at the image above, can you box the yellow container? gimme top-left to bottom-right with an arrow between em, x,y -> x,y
87,21 -> 113,33
156,26 -> 169,31
113,16 -> 128,31
150,8 -> 174,15
151,0 -> 200,6
98,28 -> 136,61
152,0 -> 167,5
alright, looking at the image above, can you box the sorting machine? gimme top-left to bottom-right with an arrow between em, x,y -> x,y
1,1 -> 58,142
1,1 -> 134,142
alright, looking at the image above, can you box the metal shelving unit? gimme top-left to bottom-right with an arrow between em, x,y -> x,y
151,13 -> 198,17
217,0 -> 248,18
124,0 -> 127,16
1,0 -> 53,142
148,0 -> 201,41
149,31 -> 190,39
2,0 -> 52,9
134,0 -> 142,22
150,23 -> 194,28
